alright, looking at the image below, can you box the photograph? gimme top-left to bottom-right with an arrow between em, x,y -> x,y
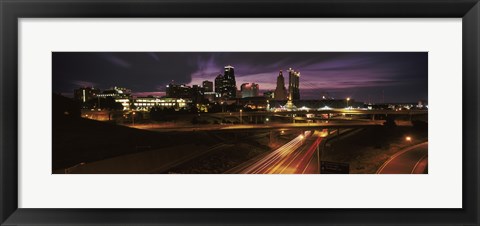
3,0 -> 478,224
52,52 -> 428,174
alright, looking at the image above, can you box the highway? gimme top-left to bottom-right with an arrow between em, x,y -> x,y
376,142 -> 428,174
240,131 -> 312,173
128,117 -> 427,174
238,130 -> 327,174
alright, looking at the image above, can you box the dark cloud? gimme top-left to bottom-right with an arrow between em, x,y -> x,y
53,52 -> 198,92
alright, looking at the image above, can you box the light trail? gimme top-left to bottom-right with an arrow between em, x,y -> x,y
241,131 -> 311,174
290,135 -> 323,174
240,128 -> 353,174
248,132 -> 309,174
272,131 -> 323,174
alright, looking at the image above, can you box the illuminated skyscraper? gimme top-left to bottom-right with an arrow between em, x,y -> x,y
274,70 -> 287,100
215,65 -> 237,98
214,74 -> 224,95
288,68 -> 300,100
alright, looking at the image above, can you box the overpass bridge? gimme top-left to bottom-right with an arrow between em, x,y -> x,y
201,109 -> 427,117
135,120 -> 384,133
195,109 -> 427,124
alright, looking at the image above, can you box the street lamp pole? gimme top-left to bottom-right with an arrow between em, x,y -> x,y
346,97 -> 350,108
239,109 -> 243,124
132,112 -> 136,126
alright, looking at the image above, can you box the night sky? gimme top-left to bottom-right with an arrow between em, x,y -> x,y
53,52 -> 427,103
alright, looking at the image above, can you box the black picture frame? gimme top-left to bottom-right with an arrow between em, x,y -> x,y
1,0 -> 479,225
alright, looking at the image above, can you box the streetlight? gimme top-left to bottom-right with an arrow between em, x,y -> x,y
132,111 -> 136,126
239,109 -> 242,124
346,97 -> 350,108
405,136 -> 412,142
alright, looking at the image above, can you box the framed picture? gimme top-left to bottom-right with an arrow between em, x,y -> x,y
1,0 -> 478,225
50,51 -> 429,175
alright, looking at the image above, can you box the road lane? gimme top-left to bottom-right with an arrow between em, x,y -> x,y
239,130 -> 324,174
376,142 -> 428,174
273,134 -> 323,174
240,131 -> 311,174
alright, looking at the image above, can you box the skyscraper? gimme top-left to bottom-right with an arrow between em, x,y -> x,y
274,70 -> 287,100
240,83 -> 259,98
288,68 -> 300,100
223,65 -> 237,98
215,65 -> 237,98
214,74 -> 224,95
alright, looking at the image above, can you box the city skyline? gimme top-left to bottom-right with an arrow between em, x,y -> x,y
53,52 -> 428,103
53,52 -> 429,175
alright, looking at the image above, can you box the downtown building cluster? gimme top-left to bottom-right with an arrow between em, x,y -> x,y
73,86 -> 189,112
164,65 -> 254,103
71,63 -> 426,123
73,64 -> 310,113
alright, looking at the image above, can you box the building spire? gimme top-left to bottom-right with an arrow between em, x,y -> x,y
274,70 -> 287,101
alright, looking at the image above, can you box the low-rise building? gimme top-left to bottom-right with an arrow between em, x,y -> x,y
134,97 -> 191,111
